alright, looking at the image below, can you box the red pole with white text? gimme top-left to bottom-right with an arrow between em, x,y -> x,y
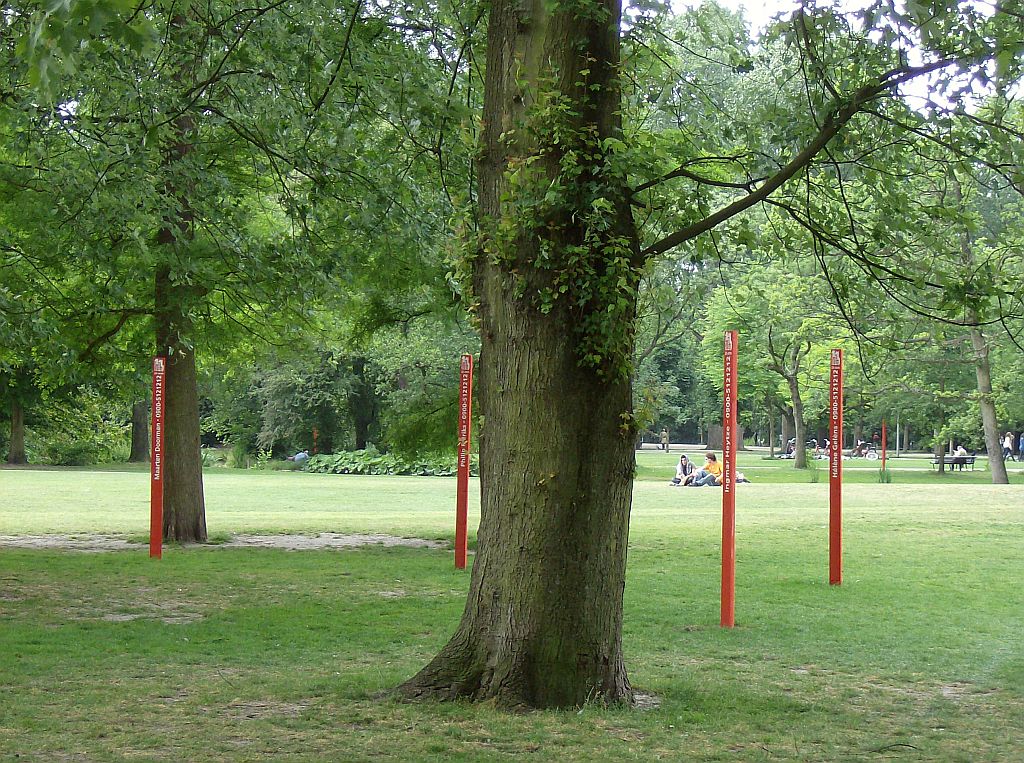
455,354 -> 474,569
150,356 -> 167,559
721,330 -> 738,627
829,350 -> 843,585
881,419 -> 887,471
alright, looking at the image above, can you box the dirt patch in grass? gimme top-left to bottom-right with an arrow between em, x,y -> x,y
0,533 -> 447,552
220,533 -> 447,551
0,535 -> 139,552
219,699 -> 312,720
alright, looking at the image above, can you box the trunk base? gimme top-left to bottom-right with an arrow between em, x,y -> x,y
397,644 -> 634,710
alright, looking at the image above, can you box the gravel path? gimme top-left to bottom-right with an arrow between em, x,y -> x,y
0,533 -> 447,552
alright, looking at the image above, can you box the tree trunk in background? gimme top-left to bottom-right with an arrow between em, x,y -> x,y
399,0 -> 637,709
7,399 -> 26,464
350,357 -> 378,450
969,327 -> 1008,483
707,424 -> 744,451
767,409 -> 776,458
933,426 -> 946,474
787,376 -> 807,469
781,410 -> 794,452
129,399 -> 150,462
903,423 -> 910,453
952,177 -> 1009,484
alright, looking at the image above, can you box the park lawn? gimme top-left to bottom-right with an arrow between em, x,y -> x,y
1,468 -> 1023,760
634,448 -> 1024,485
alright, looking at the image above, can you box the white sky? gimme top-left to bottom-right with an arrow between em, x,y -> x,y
671,1 -> 1012,107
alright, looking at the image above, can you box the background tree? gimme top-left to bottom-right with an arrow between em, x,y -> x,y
5,0 -> 472,538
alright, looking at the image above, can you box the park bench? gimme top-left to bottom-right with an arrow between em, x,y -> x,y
930,455 -> 976,471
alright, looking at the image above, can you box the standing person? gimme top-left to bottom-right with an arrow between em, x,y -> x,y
1002,432 -> 1013,461
689,452 -> 724,487
660,428 -> 670,452
670,455 -> 694,486
1019,432 -> 1024,462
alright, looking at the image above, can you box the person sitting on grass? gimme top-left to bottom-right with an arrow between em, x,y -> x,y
670,454 -> 694,486
688,452 -> 723,487
287,449 -> 310,465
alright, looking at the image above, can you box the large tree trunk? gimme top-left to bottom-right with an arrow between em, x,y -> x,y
129,399 -> 150,463
7,398 -> 26,464
786,376 -> 807,469
399,306 -> 635,708
400,0 -> 637,709
156,268 -> 207,542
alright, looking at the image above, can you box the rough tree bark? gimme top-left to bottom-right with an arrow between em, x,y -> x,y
129,398 -> 150,463
155,267 -> 207,542
7,399 -> 26,464
399,0 -> 638,708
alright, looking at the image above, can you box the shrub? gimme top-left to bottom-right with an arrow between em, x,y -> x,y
265,459 -> 303,471
805,452 -> 820,483
305,447 -> 478,477
44,440 -> 102,466
200,448 -> 228,467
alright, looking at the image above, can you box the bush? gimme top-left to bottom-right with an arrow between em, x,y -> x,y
805,452 -> 820,483
305,447 -> 478,477
265,459 -> 303,471
44,440 -> 102,466
201,448 -> 228,467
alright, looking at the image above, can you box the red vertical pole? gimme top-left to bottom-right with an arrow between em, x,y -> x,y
150,356 -> 167,559
721,330 -> 738,628
881,419 -> 887,471
455,354 -> 474,570
829,349 -> 843,585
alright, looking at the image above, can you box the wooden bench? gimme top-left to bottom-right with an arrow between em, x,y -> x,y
931,455 -> 976,471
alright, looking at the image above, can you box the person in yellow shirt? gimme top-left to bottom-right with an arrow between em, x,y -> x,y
689,452 -> 723,487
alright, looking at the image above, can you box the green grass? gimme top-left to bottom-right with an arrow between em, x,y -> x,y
1,464 -> 1023,761
635,447 -> 1024,484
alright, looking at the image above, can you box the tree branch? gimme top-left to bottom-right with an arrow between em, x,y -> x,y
640,56 -> 971,260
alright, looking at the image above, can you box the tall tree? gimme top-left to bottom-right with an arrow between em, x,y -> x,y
7,0 -> 470,537
400,1 -> 1024,708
